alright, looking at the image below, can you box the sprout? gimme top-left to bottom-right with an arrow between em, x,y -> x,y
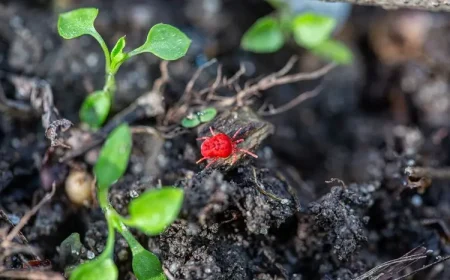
65,125 -> 183,280
181,107 -> 217,128
58,8 -> 191,128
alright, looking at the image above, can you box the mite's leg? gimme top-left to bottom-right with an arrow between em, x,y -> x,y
239,149 -> 258,158
232,127 -> 243,140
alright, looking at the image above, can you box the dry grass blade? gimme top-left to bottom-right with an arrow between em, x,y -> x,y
352,246 -> 428,280
393,255 -> 450,280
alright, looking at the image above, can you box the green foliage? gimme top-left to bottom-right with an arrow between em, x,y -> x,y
127,188 -> 184,235
60,233 -> 83,267
58,8 -> 191,129
94,124 -> 132,191
198,107 -> 217,122
240,8 -> 353,64
57,8 -> 99,39
66,123 -> 183,280
111,36 -> 127,68
70,257 -> 118,280
181,107 -> 217,128
241,17 -> 284,53
129,24 -> 191,60
132,249 -> 165,280
79,90 -> 111,128
181,114 -> 201,128
292,13 -> 336,48
312,40 -> 352,64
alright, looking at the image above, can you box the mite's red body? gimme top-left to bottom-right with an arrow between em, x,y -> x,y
196,127 -> 258,168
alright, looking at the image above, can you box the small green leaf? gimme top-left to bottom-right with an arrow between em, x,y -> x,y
241,16 -> 284,53
58,8 -> 99,39
181,114 -> 201,128
60,233 -> 83,267
292,13 -> 336,48
79,91 -> 111,128
130,24 -> 191,60
127,188 -> 183,235
94,124 -> 132,190
69,258 -> 118,280
198,107 -> 217,123
111,36 -> 127,63
312,39 -> 353,64
132,249 -> 165,280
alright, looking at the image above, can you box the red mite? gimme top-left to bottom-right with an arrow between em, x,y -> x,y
196,127 -> 258,168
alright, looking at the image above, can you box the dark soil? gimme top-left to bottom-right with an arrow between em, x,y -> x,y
1,0 -> 450,279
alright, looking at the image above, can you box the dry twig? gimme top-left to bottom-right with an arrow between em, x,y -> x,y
0,270 -> 64,280
405,166 -> 450,179
319,0 -> 450,12
4,183 -> 56,243
0,184 -> 58,279
165,56 -> 335,125
0,76 -> 72,148
258,85 -> 323,116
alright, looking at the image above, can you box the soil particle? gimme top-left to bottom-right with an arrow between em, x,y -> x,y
307,183 -> 376,261
159,220 -> 250,280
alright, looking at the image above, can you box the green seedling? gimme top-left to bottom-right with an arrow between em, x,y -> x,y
181,107 -> 217,128
241,1 -> 352,64
58,8 -> 191,128
67,124 -> 184,280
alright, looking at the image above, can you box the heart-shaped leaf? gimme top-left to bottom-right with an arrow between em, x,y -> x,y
69,257 -> 118,280
58,8 -> 99,39
198,107 -> 217,123
181,114 -> 201,128
79,90 -> 111,128
132,248 -> 165,280
94,124 -> 132,191
127,188 -> 183,235
241,16 -> 284,53
292,13 -> 336,48
130,24 -> 191,60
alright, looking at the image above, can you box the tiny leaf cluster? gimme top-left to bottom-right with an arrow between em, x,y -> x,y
241,2 -> 352,64
58,8 -> 191,128
67,124 -> 184,280
181,107 -> 217,128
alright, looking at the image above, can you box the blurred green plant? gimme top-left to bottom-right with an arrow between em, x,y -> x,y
241,1 -> 352,64
58,8 -> 191,128
67,124 -> 184,280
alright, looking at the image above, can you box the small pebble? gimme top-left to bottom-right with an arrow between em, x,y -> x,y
129,190 -> 139,198
65,169 -> 94,206
86,250 -> 95,259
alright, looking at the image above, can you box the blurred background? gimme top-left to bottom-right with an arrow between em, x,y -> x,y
1,0 -> 450,279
